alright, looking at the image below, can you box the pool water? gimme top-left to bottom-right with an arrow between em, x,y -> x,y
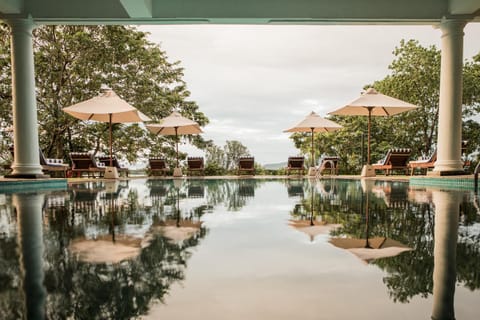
1,178 -> 479,319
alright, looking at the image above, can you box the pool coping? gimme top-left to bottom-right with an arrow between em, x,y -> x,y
0,174 -> 476,191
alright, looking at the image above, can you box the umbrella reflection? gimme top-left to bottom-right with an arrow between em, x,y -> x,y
329,179 -> 412,262
69,234 -> 143,264
289,179 -> 341,242
69,181 -> 144,264
151,179 -> 203,244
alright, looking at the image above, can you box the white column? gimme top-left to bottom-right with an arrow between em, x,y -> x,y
432,19 -> 466,175
6,19 -> 45,178
430,190 -> 461,320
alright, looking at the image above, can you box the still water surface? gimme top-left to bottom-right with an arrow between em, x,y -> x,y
1,178 -> 479,319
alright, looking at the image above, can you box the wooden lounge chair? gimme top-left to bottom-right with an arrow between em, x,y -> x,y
372,148 -> 411,175
69,152 -> 106,178
286,156 -> 305,175
149,157 -> 169,176
408,150 -> 437,175
237,157 -> 255,175
317,155 -> 340,176
187,157 -> 205,176
40,150 -> 70,177
98,156 -> 129,177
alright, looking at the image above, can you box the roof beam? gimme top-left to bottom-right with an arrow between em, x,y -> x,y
0,0 -> 22,14
450,0 -> 480,15
120,0 -> 152,18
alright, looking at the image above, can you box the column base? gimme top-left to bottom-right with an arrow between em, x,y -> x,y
173,167 -> 182,177
4,173 -> 50,179
104,167 -> 119,179
427,170 -> 467,176
361,165 -> 376,177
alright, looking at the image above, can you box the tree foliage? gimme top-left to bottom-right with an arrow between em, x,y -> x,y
289,39 -> 480,173
205,140 -> 251,173
0,24 -> 209,165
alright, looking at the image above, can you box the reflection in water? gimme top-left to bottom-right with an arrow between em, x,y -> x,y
431,190 -> 461,320
328,179 -> 412,263
13,193 -> 47,320
0,179 -> 479,319
289,179 -> 341,242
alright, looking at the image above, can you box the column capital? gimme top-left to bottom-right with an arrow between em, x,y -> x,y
439,18 -> 467,38
5,17 -> 39,34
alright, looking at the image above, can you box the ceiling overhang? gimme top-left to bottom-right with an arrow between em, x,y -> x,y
1,0 -> 479,25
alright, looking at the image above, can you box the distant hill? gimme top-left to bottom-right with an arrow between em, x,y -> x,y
263,162 -> 287,170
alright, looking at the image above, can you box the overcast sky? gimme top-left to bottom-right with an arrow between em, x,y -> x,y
139,23 -> 480,165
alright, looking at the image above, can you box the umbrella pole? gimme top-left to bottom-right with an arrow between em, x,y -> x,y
109,113 -> 113,167
367,107 -> 373,165
310,184 -> 314,226
175,126 -> 179,168
365,191 -> 371,249
310,127 -> 315,167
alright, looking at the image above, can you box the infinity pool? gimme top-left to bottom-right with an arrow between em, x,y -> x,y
1,178 -> 479,319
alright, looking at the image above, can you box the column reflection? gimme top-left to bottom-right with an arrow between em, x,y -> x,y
431,189 -> 463,320
13,193 -> 47,320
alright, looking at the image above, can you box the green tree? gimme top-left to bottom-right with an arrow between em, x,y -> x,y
290,39 -> 480,172
223,140 -> 250,171
205,144 -> 226,175
0,25 -> 209,164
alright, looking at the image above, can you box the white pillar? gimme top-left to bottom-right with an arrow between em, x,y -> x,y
430,190 -> 461,320
6,19 -> 45,178
432,19 -> 466,176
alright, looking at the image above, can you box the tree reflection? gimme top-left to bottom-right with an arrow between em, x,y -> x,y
290,179 -> 480,304
0,179 -> 213,319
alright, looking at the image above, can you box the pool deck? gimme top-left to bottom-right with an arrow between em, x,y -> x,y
0,173 -> 477,191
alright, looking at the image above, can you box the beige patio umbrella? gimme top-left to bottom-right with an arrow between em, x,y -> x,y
146,111 -> 203,173
329,179 -> 412,263
151,219 -> 203,244
69,234 -> 143,264
289,179 -> 341,242
290,220 -> 341,242
329,237 -> 412,263
328,88 -> 418,166
63,89 -> 151,166
284,111 -> 342,168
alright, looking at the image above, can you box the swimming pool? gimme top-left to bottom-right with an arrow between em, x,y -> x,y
1,178 -> 479,319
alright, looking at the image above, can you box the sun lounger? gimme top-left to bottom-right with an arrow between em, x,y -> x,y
372,148 -> 411,175
237,157 -> 255,175
149,157 -> 169,176
286,156 -> 305,175
317,155 -> 340,176
69,152 -> 106,178
408,150 -> 437,175
187,157 -> 205,176
98,156 -> 129,177
40,150 -> 70,177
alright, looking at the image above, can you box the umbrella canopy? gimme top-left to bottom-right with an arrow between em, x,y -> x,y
63,89 -> 151,166
284,111 -> 342,167
151,219 -> 203,244
290,220 -> 341,242
329,237 -> 412,263
69,234 -> 143,264
328,88 -> 418,164
146,111 -> 203,168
